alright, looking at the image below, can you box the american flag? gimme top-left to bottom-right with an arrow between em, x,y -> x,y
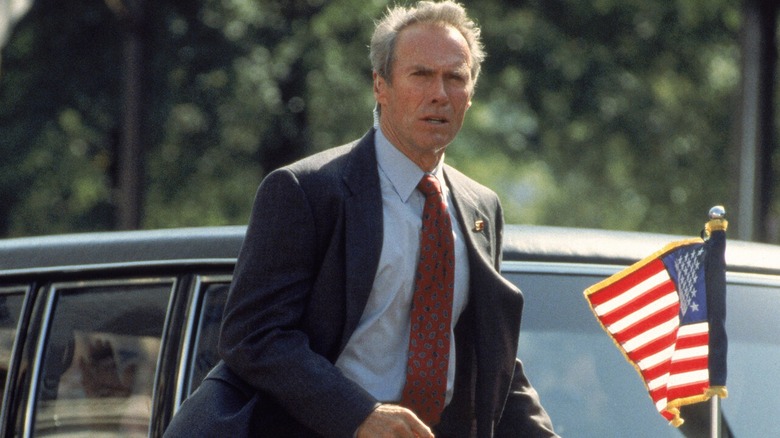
584,226 -> 727,427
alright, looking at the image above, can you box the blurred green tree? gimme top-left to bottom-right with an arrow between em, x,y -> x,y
0,0 -> 747,239
457,0 -> 741,234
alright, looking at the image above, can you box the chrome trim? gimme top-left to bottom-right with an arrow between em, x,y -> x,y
150,277 -> 179,438
725,270 -> 780,288
173,275 -> 203,410
501,260 -> 780,287
23,285 -> 56,438
0,258 -> 237,278
0,285 -> 30,436
501,260 -> 624,277
23,277 -> 176,438
174,275 -> 233,410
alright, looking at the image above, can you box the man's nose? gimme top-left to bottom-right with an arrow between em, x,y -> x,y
428,76 -> 449,103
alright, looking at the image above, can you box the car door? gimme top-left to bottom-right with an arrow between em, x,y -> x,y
19,278 -> 175,438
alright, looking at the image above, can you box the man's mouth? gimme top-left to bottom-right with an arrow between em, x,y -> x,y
424,117 -> 448,124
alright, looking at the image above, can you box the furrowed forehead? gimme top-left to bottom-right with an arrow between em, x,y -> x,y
393,23 -> 472,71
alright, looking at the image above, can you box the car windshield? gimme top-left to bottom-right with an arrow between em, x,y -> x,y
505,264 -> 780,437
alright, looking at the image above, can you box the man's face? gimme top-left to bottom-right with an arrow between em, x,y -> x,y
374,22 -> 474,171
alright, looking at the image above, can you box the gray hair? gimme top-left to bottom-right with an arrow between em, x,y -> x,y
370,1 -> 485,85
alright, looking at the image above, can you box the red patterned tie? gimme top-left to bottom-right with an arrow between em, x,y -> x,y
400,174 -> 455,426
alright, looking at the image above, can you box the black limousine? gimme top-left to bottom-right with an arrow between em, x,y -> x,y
0,225 -> 778,437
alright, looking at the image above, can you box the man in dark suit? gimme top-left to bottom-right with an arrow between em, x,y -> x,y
165,1 -> 556,437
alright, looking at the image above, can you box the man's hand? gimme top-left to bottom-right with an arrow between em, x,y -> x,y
79,338 -> 136,398
356,404 -> 434,438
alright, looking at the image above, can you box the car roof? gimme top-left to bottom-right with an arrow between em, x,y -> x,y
0,226 -> 247,274
0,225 -> 778,276
504,224 -> 780,275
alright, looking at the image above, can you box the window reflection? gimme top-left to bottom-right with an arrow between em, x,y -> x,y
508,270 -> 780,438
187,281 -> 229,394
0,287 -> 26,404
32,280 -> 173,438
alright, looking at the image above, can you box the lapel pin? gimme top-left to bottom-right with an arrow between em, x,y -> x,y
473,220 -> 484,232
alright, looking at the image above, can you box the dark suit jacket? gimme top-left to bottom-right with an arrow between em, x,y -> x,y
165,129 -> 556,438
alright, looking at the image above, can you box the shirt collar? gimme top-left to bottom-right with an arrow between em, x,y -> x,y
375,127 -> 446,203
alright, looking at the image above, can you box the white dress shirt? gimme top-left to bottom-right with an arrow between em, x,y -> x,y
335,128 -> 470,405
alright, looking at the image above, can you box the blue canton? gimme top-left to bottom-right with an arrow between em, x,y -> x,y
663,244 -> 708,324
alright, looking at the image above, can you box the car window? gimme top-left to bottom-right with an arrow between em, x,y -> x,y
30,279 -> 174,438
0,287 -> 27,407
720,278 -> 780,438
186,280 -> 230,395
507,266 -> 780,438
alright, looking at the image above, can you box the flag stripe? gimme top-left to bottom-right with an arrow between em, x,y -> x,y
588,259 -> 668,305
622,317 -> 679,353
590,262 -> 669,313
668,369 -> 709,388
677,333 -> 708,349
644,367 -> 670,388
637,344 -> 675,371
672,357 -> 709,375
598,281 -> 678,328
630,330 -> 678,364
672,345 -> 708,361
678,322 -> 708,335
647,372 -> 671,391
610,300 -> 678,340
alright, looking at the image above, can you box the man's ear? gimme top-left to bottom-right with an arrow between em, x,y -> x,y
373,71 -> 388,103
373,72 -> 381,97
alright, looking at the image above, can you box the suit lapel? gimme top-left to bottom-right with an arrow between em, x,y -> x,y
445,168 -> 523,435
340,129 -> 384,348
444,167 -> 494,267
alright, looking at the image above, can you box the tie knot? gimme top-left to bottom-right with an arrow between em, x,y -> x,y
417,174 -> 442,198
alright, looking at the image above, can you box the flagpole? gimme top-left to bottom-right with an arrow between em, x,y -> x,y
707,205 -> 727,438
710,395 -> 721,438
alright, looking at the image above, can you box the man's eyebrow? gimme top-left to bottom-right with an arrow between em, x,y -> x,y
407,63 -> 470,74
409,64 -> 434,73
452,64 -> 471,75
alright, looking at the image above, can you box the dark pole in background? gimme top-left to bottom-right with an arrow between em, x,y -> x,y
736,0 -> 778,243
108,0 -> 147,230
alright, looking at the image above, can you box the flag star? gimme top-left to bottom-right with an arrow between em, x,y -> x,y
691,302 -> 699,312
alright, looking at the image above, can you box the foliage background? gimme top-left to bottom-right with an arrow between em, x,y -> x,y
1,0 -> 769,239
